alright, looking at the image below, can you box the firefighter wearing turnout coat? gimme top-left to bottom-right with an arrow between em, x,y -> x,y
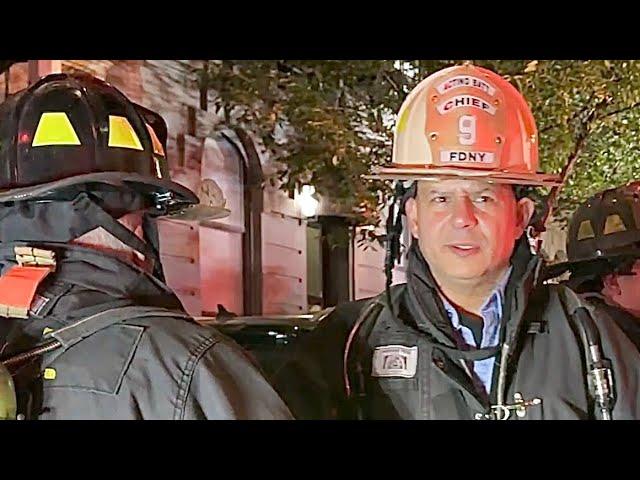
274,64 -> 640,420
0,73 -> 292,420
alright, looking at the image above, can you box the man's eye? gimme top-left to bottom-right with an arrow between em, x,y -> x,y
474,195 -> 493,203
432,196 -> 447,203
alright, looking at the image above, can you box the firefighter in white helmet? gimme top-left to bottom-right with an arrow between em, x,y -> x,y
275,63 -> 640,420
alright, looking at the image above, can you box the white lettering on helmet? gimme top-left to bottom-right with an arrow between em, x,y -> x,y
440,150 -> 495,164
437,95 -> 497,115
436,76 -> 497,96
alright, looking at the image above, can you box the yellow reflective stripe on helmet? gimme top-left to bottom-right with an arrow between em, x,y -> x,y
396,107 -> 411,134
604,214 -> 627,235
108,115 -> 143,150
577,220 -> 596,241
32,112 -> 81,147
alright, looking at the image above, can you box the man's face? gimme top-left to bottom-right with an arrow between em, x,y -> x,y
405,179 -> 535,287
604,259 -> 640,316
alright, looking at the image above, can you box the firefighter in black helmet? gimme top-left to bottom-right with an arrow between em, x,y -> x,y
546,181 -> 640,346
0,73 -> 291,419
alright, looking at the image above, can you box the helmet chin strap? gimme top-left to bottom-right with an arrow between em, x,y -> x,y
73,193 -> 162,277
141,212 -> 165,282
0,191 -> 163,280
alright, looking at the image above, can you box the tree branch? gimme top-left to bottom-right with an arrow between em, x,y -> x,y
605,159 -> 623,183
598,100 -> 640,120
538,88 -> 640,135
538,96 -> 611,230
382,71 -> 402,95
540,91 -> 597,134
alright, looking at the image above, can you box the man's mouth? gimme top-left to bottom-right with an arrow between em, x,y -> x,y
447,244 -> 481,256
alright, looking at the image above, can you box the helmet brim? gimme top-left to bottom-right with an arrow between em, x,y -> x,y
0,171 -> 199,206
544,246 -> 640,280
167,204 -> 231,222
366,166 -> 562,188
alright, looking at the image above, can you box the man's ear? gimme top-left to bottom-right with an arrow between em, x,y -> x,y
516,197 -> 536,233
405,197 -> 419,239
602,273 -> 622,297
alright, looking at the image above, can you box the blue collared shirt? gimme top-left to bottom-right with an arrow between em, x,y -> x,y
439,267 -> 512,396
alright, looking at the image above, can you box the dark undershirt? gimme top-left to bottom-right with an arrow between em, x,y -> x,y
457,309 -> 484,346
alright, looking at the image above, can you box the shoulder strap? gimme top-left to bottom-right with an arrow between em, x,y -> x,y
47,305 -> 191,350
554,283 -> 604,320
1,306 -> 191,367
343,295 -> 385,399
522,285 -> 552,335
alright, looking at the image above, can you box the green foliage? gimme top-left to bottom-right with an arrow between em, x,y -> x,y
197,60 -> 640,227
